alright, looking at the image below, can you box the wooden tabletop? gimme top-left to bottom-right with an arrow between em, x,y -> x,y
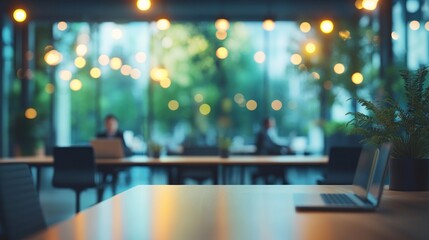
28,185 -> 429,240
0,155 -> 328,166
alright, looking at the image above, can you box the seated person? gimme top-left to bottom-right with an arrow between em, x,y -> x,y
255,117 -> 292,155
96,114 -> 132,195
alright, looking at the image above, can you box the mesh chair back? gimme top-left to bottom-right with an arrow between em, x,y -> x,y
0,164 -> 46,239
53,146 -> 97,189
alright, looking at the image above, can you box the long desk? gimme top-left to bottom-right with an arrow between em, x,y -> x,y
28,185 -> 429,240
0,155 -> 328,185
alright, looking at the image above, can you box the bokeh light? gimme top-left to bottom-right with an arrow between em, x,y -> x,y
44,50 -> 63,66
98,54 -> 110,66
234,93 -> 245,104
216,30 -> 228,40
59,70 -> 72,81
215,18 -> 230,31
120,65 -> 132,76
339,30 -> 351,40
409,20 -> 420,30
135,52 -> 147,63
362,0 -> 379,11
76,44 -> 88,56
199,104 -> 211,115
391,32 -> 399,40
305,42 -> 316,54
300,22 -> 311,33
168,100 -> 179,111
136,0 -> 151,11
70,79 -> 83,91
74,57 -> 86,69
131,69 -> 142,79
333,63 -> 345,74
194,94 -> 204,103
355,0 -> 364,9
150,67 -> 169,81
290,54 -> 302,65
425,21 -> 429,31
216,47 -> 228,59
352,72 -> 364,84
246,100 -> 257,111
320,20 -> 334,34
271,100 -> 283,111
13,9 -> 27,23
45,83 -> 55,94
57,21 -> 68,31
110,57 -> 122,70
90,67 -> 101,79
157,19 -> 171,30
323,80 -> 333,90
262,19 -> 275,31
25,108 -> 37,119
160,78 -> 171,88
312,72 -> 321,80
254,51 -> 266,63
112,28 -> 123,40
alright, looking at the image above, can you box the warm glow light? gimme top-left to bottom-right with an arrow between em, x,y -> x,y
199,104 -> 211,115
44,50 -> 63,66
409,20 -> 420,30
216,30 -> 228,40
150,67 -> 169,81
262,19 -> 275,31
112,28 -> 123,40
98,54 -> 110,66
110,57 -> 122,70
120,65 -> 132,76
90,67 -> 101,79
320,20 -> 334,34
45,83 -> 55,94
234,93 -> 245,104
254,51 -> 266,63
355,0 -> 364,10
74,57 -> 86,69
157,19 -> 171,31
305,42 -> 316,54
194,94 -> 204,103
70,79 -> 83,91
160,78 -> 171,88
271,100 -> 282,111
136,0 -> 151,11
352,72 -> 364,84
76,44 -> 88,56
57,21 -> 68,31
131,69 -> 141,79
246,100 -> 257,111
300,22 -> 311,33
391,32 -> 400,40
78,34 -> 90,44
339,30 -> 351,40
135,52 -> 147,63
216,47 -> 228,59
59,70 -> 72,81
290,54 -> 302,65
215,19 -> 230,31
13,9 -> 27,23
168,100 -> 179,111
425,21 -> 429,31
334,63 -> 345,74
362,0 -> 379,11
25,108 -> 37,119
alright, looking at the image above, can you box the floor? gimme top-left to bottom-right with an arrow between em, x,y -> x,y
34,166 -> 323,226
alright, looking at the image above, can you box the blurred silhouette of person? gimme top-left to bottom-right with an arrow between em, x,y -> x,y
96,114 -> 132,196
97,114 -> 132,156
255,117 -> 292,155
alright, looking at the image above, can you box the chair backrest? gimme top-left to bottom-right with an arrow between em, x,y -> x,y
321,146 -> 362,184
0,164 -> 46,239
52,146 -> 97,189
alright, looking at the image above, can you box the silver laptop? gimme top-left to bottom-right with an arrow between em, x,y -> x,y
91,139 -> 124,158
293,143 -> 391,211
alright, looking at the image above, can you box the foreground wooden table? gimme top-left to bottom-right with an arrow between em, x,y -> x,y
28,185 -> 429,240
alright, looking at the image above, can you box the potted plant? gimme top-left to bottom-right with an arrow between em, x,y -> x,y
148,142 -> 162,159
347,66 -> 429,191
218,137 -> 232,158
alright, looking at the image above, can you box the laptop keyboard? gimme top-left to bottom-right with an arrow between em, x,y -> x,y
321,193 -> 357,206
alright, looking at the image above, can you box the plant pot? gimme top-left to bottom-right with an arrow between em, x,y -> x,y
389,158 -> 429,191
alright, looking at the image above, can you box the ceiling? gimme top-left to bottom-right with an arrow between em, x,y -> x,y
2,0 -> 362,22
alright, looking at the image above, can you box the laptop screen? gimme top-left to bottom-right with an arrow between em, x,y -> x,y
352,143 -> 391,205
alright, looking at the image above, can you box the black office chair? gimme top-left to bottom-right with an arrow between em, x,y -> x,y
317,146 -> 362,185
53,146 -> 104,213
176,146 -> 219,184
0,164 -> 47,239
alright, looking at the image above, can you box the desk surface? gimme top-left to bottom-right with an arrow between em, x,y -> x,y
28,185 -> 429,240
0,155 -> 328,166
